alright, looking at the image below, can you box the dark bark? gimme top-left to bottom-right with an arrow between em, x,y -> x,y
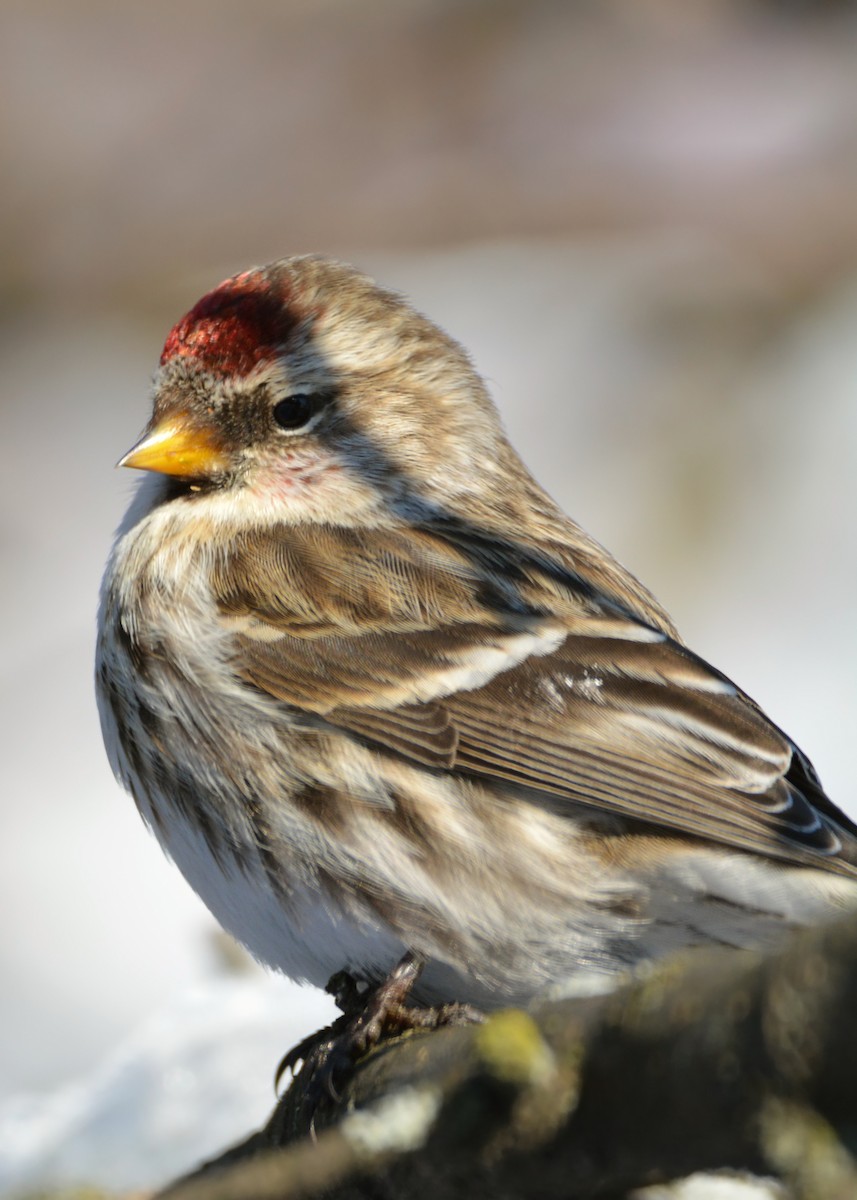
159,916 -> 857,1200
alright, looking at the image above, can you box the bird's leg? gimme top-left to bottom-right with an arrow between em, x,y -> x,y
329,949 -> 485,1056
275,950 -> 483,1097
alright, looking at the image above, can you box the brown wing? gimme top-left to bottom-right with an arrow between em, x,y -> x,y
330,635 -> 857,872
211,523 -> 857,876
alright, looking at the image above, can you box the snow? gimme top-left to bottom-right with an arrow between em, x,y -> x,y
0,974 -> 336,1194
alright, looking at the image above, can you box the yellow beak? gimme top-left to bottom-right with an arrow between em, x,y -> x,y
118,415 -> 230,478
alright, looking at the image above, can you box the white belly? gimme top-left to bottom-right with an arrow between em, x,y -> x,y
144,785 -> 405,992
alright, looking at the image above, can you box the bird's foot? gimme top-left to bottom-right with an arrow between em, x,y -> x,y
275,950 -> 483,1102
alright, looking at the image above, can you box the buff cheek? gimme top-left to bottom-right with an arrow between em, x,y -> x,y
243,453 -> 373,523
254,453 -> 340,499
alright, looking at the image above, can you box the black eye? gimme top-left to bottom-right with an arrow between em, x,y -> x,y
272,393 -> 324,432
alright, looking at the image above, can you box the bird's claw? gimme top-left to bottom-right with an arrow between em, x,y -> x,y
274,951 -> 485,1108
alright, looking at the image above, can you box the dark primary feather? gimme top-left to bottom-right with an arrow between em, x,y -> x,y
211,522 -> 857,878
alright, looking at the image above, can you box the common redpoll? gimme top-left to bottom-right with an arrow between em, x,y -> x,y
96,256 -> 857,1007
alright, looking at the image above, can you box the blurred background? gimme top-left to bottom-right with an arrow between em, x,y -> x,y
2,1 -> 856,1192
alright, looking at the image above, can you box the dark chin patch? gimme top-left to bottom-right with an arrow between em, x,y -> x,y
160,270 -> 300,378
158,470 -> 234,502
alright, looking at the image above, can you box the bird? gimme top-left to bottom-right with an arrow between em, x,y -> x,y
96,254 -> 857,1011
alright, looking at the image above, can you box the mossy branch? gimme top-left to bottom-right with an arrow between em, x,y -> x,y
159,916 -> 857,1200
